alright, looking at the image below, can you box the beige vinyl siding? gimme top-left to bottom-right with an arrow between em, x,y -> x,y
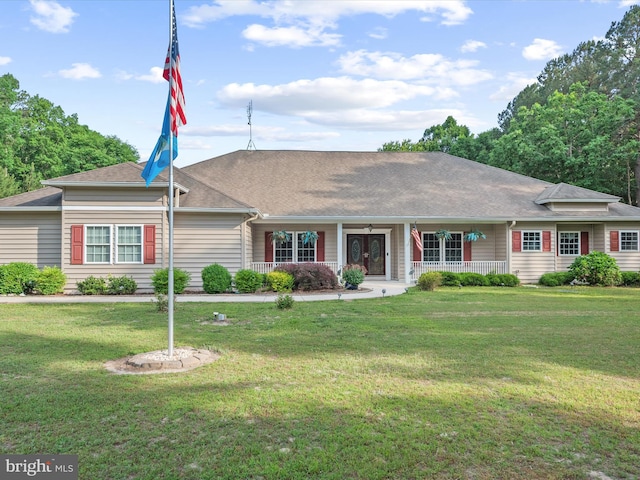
511,222 -> 556,284
61,209 -> 164,291
243,221 -> 254,270
0,212 -> 61,267
62,187 -> 165,207
606,223 -> 640,271
173,213 -> 245,289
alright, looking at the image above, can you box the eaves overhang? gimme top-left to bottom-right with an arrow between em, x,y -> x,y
41,181 -> 190,194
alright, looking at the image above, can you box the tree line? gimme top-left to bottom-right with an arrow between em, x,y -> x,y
0,73 -> 139,198
381,6 -> 640,205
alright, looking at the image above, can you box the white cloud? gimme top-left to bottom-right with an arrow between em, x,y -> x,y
183,0 -> 473,28
242,24 -> 341,47
460,40 -> 487,53
135,67 -> 165,84
0,56 -> 12,66
218,77 -> 437,115
368,27 -> 388,40
489,73 -> 537,102
58,63 -> 101,80
619,0 -> 640,6
29,0 -> 77,34
337,50 -> 493,86
522,38 -> 563,61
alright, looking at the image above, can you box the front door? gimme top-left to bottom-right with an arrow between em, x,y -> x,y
346,234 -> 385,275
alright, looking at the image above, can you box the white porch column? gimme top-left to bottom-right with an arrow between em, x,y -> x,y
337,223 -> 343,272
404,222 -> 412,284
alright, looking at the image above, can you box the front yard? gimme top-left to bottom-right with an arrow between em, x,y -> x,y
1,287 -> 639,479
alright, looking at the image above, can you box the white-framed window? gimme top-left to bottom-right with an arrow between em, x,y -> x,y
423,233 -> 439,261
85,225 -> 143,264
421,232 -> 463,262
620,231 -> 639,251
116,225 -> 143,263
296,232 -> 316,262
559,232 -> 580,256
522,231 -> 542,251
445,233 -> 463,262
273,231 -> 317,263
85,225 -> 111,264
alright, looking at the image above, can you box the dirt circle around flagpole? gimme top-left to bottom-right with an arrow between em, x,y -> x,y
104,347 -> 219,374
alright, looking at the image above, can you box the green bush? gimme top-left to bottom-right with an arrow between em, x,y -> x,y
275,294 -> 294,309
458,272 -> 489,286
438,271 -> 462,287
568,251 -> 621,286
341,264 -> 366,289
487,273 -> 521,287
538,272 -> 574,287
107,275 -> 137,295
77,275 -> 107,295
276,263 -> 338,291
620,271 -> 640,287
0,262 -> 39,295
151,268 -> 191,294
234,269 -> 263,293
265,271 -> 294,293
35,266 -> 66,295
417,271 -> 442,291
201,264 -> 232,294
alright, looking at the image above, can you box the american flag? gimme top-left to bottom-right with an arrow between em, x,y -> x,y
164,0 -> 186,136
412,226 -> 423,252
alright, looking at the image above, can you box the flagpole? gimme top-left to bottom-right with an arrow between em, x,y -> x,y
167,0 -> 175,357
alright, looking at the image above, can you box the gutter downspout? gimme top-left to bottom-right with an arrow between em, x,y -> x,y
507,221 -> 516,276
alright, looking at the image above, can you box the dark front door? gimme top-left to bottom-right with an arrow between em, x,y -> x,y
346,234 -> 385,275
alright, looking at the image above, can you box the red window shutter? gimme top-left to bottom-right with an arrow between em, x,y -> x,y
143,225 -> 156,264
463,235 -> 472,261
610,230 -> 619,252
265,232 -> 274,262
316,231 -> 325,262
542,231 -> 552,252
580,232 -> 589,255
512,231 -> 521,252
413,232 -> 422,261
71,225 -> 83,265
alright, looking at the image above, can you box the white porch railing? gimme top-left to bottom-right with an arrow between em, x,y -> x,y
251,262 -> 340,275
411,261 -> 508,281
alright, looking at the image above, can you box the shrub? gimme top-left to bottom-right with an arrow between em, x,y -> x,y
568,251 -> 621,286
265,271 -> 294,293
234,269 -> 263,293
0,262 -> 39,295
151,268 -> 191,294
486,273 -> 521,287
35,266 -> 67,295
620,271 -> 640,287
538,272 -> 574,287
107,275 -> 137,295
458,272 -> 489,286
77,275 -> 107,295
201,264 -> 232,294
438,271 -> 462,287
418,271 -> 442,291
275,294 -> 294,309
340,264 -> 366,289
276,263 -> 338,291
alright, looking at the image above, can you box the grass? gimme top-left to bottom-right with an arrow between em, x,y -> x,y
1,286 -> 639,479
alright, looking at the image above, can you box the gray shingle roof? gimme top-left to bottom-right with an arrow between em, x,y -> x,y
182,150 -> 573,219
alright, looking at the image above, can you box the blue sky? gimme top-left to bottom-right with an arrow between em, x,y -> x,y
2,0 -> 639,167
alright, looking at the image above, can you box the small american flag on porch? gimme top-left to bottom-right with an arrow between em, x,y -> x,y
411,226 -> 423,252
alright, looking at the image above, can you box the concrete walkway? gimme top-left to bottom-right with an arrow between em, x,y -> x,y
0,280 -> 412,304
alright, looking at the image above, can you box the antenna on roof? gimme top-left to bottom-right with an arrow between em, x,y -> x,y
246,100 -> 256,150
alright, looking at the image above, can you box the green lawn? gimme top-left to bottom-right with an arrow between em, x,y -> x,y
1,287 -> 639,479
